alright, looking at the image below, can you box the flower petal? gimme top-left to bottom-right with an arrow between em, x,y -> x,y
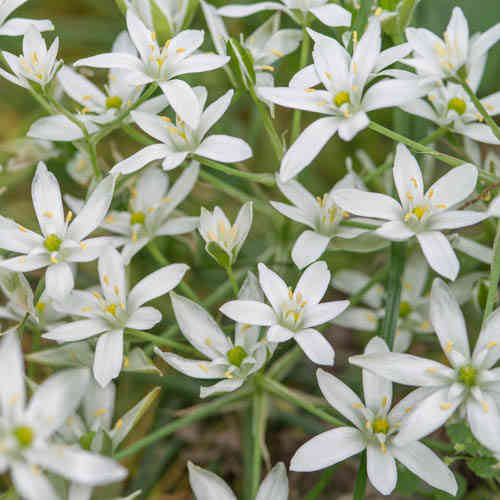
196,135 -> 253,163
218,2 -> 284,17
310,4 -> 351,27
200,378 -> 244,398
374,220 -> 415,241
98,246 -> 127,303
428,210 -> 486,231
94,329 -> 123,387
154,350 -> 227,379
11,462 -> 58,500
426,164 -> 478,208
159,79 -> 201,130
417,231 -> 459,281
0,214 -> 43,253
295,329 -> 334,365
292,230 -> 331,269
362,337 -> 392,413
267,324 -> 295,342
295,261 -> 330,305
43,319 -> 110,342
366,443 -> 397,496
257,262 -> 289,313
126,306 -> 162,329
466,392 -> 500,453
332,189 -> 402,220
187,461 -> 237,500
157,216 -> 199,236
199,89 -> 233,139
302,301 -> 349,328
256,462 -> 288,500
393,144 -> 424,207
110,144 -> 172,175
220,299 -> 277,326
45,262 -> 74,301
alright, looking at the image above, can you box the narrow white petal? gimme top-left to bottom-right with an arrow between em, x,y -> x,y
362,337 -> 392,413
98,246 -> 127,303
199,89 -> 233,139
310,4 -> 351,27
428,210 -> 486,231
11,463 -> 58,500
295,261 -> 330,305
267,324 -> 295,342
157,216 -> 199,236
375,220 -> 415,241
256,462 -> 288,500
257,262 -> 289,312
187,461 -> 237,500
292,231 -> 331,269
332,189 -> 402,220
45,262 -> 74,302
196,135 -> 253,163
110,144 -> 172,175
160,79 -> 201,130
126,306 -> 162,329
417,231 -> 460,281
94,329 -> 123,387
43,319 -> 110,342
295,329 -> 334,365
154,350 -> 227,379
466,393 -> 500,453
426,164 -> 478,208
200,378 -> 244,398
0,214 -> 42,253
218,2 -> 284,17
302,301 -> 349,328
28,114 -> 85,141
220,300 -> 277,326
366,443 -> 397,496
393,144 -> 424,206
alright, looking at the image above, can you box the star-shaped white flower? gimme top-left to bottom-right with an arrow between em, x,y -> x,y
0,163 -> 117,301
218,0 -> 351,29
0,0 -> 53,36
199,202 -> 252,267
74,10 -> 229,89
351,278 -> 500,454
257,21 -> 422,181
271,169 -> 372,269
0,25 -> 61,89
65,164 -> 199,264
43,246 -> 189,387
188,461 -> 288,500
220,261 -> 349,365
290,338 -> 458,496
110,86 -> 252,175
155,272 -> 270,398
333,144 -> 486,280
0,331 -> 127,500
403,7 -> 500,81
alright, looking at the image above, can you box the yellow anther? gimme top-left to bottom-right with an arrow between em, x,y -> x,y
365,421 -> 372,430
123,356 -> 129,367
428,94 -> 436,101
427,189 -> 435,198
445,341 -> 454,353
151,31 -> 156,41
374,7 -> 382,16
19,256 -> 27,263
352,403 -> 364,408
81,106 -> 90,115
114,285 -> 120,296
81,95 -> 92,101
482,401 -> 489,413
381,442 -> 387,454
421,321 -> 431,330
353,31 -> 358,43
18,225 -> 27,232
43,211 -> 53,218
317,100 -> 326,106
50,255 -> 58,264
249,36 -> 255,44
353,62 -> 359,74
205,338 -> 212,345
132,230 -> 138,242
342,211 -> 350,218
325,71 -> 332,79
106,304 -> 117,316
269,49 -> 284,57
410,177 -> 418,188
405,407 -> 413,414
165,40 -> 171,49
352,85 -> 359,91
436,204 -> 447,209
114,419 -> 124,430
485,103 -> 494,112
426,368 -> 437,374
94,408 -> 107,417
404,213 -> 412,222
288,288 -> 294,300
103,275 -> 110,285
381,397 -> 387,407
199,363 -> 209,372
406,192 -> 414,200
366,312 -> 377,323
225,371 -> 233,379
241,324 -> 251,331
66,417 -> 73,427
80,242 -> 87,251
440,403 -> 451,410
487,341 -> 498,349
395,329 -> 401,335
120,302 -> 125,309
81,306 -> 93,312
261,65 -> 275,72
106,216 -> 115,224
207,230 -> 217,241
66,211 -> 73,223
93,291 -> 102,300
176,47 -> 186,53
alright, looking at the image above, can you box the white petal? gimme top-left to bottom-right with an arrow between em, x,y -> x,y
473,309 -> 500,368
267,324 -> 295,342
29,444 -> 127,486
391,441 -> 457,495
162,151 -> 189,170
295,329 -> 334,365
362,337 -> 392,413
187,461 -> 237,500
375,220 -> 415,241
110,144 -> 172,175
349,351 -> 453,387
196,135 -> 252,163
43,318 -> 110,342
27,368 -> 90,438
169,53 -> 229,79
280,117 -> 340,182
157,216 -> 199,236
276,177 -> 318,217
74,52 -> 143,72
310,4 -> 351,27
332,189 -> 401,220
257,86 -> 332,114
163,161 -> 199,210
94,329 -> 123,387
430,278 -> 470,366
393,144 -> 423,207
470,22 -> 500,61
131,110 -> 172,144
467,393 -> 500,453
292,231 -> 331,269
154,350 -> 227,379
428,210 -> 486,231
159,79 -> 201,130
129,263 -> 189,310
0,18 -> 53,36
374,43 -> 412,73
171,292 -> 231,359
289,64 -> 320,89
32,162 -> 65,237
302,301 -> 349,328
199,89 -> 233,139
363,79 -> 426,112
57,65 -> 106,109
0,252 -> 50,272
295,261 -> 330,305
337,112 -> 370,142
200,378 -> 244,398
257,262 -> 289,312
11,463 -> 58,500
333,307 -> 379,332
290,427 -> 365,471
28,115 -> 85,141
0,214 -> 42,253
426,164 -> 478,208
417,231 -> 459,281
45,262 -> 74,302
332,269 -> 384,309
218,2 -> 284,17
220,299 -> 277,326
366,443 -> 397,496
126,306 -> 162,329
98,246 -> 126,303
256,462 -> 288,500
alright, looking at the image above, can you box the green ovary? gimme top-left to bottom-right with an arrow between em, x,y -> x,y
130,211 -> 145,225
13,426 -> 34,447
227,346 -> 247,368
333,91 -> 350,108
458,365 -> 477,387
106,96 -> 123,109
44,234 -> 62,252
447,97 -> 466,116
372,418 -> 389,434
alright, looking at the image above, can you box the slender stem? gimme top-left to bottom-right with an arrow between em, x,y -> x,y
121,122 -> 153,145
458,76 -> 500,142
420,126 -> 449,145
248,87 -> 283,162
114,387 -> 251,459
381,242 -> 407,350
267,346 -> 303,381
353,451 -> 367,500
369,121 -> 500,184
147,241 -> 199,302
126,328 -> 197,355
194,155 -> 275,186
349,0 -> 374,53
290,28 -> 310,143
257,375 -> 344,427
482,221 -> 500,325
250,388 -> 266,499
305,466 -> 336,500
226,266 -> 239,296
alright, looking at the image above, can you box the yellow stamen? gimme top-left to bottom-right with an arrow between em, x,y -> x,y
352,403 -> 364,408
103,275 -> 110,285
205,338 -> 212,345
199,363 -> 209,372
94,408 -> 107,417
18,225 -> 27,232
123,356 -> 129,367
43,211 -> 53,218
261,65 -> 275,72
66,211 -> 73,223
225,371 -> 233,379
106,216 -> 115,224
487,341 -> 498,349
114,285 -> 120,296
381,397 -> 387,407
80,242 -> 87,251
440,403 -> 451,410
445,341 -> 454,353
426,368 -> 437,374
113,419 -> 123,430
482,401 -> 489,413
241,324 -> 251,331
50,255 -> 58,264
375,7 -> 382,16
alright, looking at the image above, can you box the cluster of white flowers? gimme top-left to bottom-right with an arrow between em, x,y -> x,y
1,0 -> 500,498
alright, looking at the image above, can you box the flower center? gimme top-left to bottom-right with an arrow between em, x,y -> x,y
44,233 -> 62,252
13,426 -> 34,447
333,91 -> 350,108
448,97 -> 466,116
35,301 -> 46,314
106,96 -> 123,109
412,206 -> 428,221
130,211 -> 146,225
106,304 -> 117,316
227,346 -> 247,367
458,365 -> 477,387
399,301 -> 412,318
372,418 -> 389,434
282,289 -> 307,329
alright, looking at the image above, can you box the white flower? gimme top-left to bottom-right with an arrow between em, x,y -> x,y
0,0 -> 53,36
155,272 -> 269,398
43,247 -> 189,387
188,461 -> 288,500
0,331 -> 127,500
402,81 -> 500,145
154,0 -> 198,36
74,10 -> 229,88
123,0 -> 154,29
0,163 -> 116,301
464,137 -> 500,175
332,252 -> 433,353
403,7 -> 500,81
199,202 -> 252,267
0,138 -> 58,172
110,86 -> 252,175
66,152 -> 93,186
350,278 -> 500,453
271,169 -> 372,269
220,261 -> 349,365
290,338 -> 458,496
332,144 -> 486,280
65,164 -> 199,265
0,25 -> 61,89
257,21 -> 421,181
218,0 -> 351,29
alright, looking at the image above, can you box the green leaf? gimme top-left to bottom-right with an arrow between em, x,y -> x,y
151,0 -> 173,43
433,472 -> 467,500
226,38 -> 256,90
446,422 -> 492,456
114,0 -> 127,15
467,456 -> 500,479
207,241 -> 232,268
25,342 -> 93,368
0,489 -> 20,500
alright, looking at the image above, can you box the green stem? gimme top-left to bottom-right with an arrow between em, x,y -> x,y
353,451 -> 367,500
126,328 -> 197,355
381,242 -> 407,350
114,387 -> 252,459
267,346 -> 303,381
420,126 -> 449,145
349,0 -> 374,53
194,154 -> 275,186
482,221 -> 500,325
305,466 -> 336,500
291,28 -> 310,143
257,375 -> 344,427
458,76 -> 500,142
226,266 -> 239,296
147,241 -> 199,302
121,122 -> 153,145
250,388 -> 266,499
